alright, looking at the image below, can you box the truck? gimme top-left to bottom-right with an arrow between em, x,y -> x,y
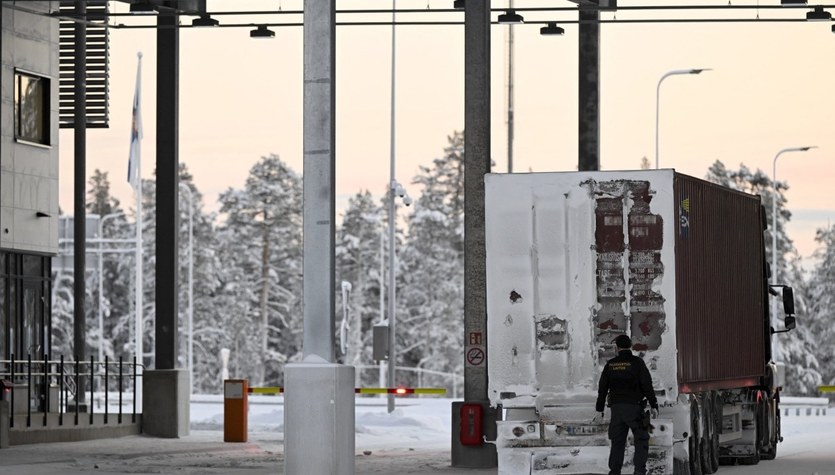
484,169 -> 796,475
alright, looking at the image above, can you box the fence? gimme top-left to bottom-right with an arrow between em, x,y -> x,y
780,396 -> 829,417
0,355 -> 142,429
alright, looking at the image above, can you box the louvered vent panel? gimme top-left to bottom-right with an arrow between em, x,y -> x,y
59,0 -> 110,129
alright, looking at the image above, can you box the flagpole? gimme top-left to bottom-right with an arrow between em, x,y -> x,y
133,52 -> 144,410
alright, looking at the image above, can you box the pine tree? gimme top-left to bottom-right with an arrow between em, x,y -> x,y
336,191 -> 386,385
808,224 -> 835,390
215,155 -> 303,386
398,131 -> 466,391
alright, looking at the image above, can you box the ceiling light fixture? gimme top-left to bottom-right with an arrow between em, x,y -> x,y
250,25 -> 275,39
806,6 -> 831,21
540,22 -> 565,36
192,14 -> 219,27
129,1 -> 157,14
498,9 -> 524,24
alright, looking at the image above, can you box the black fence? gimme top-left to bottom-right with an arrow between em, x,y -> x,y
0,355 -> 142,428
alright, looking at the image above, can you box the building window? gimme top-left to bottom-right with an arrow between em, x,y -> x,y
14,70 -> 51,146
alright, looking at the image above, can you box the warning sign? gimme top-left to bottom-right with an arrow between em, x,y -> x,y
466,347 -> 485,367
469,332 -> 483,346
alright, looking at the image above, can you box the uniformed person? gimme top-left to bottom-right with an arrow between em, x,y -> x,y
595,334 -> 659,475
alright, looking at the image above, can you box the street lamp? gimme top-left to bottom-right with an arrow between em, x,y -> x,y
97,212 -> 125,366
771,146 -> 816,289
655,68 -> 711,169
179,183 -> 194,395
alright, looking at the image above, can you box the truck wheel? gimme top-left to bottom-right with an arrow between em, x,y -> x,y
689,400 -> 703,475
709,392 -> 722,471
674,457 -> 692,475
738,398 -> 762,466
760,397 -> 777,460
700,394 -> 717,474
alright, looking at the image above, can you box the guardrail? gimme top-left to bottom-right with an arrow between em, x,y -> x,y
781,396 -> 829,416
0,355 -> 142,429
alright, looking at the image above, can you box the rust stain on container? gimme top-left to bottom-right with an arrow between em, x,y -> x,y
586,179 -> 666,364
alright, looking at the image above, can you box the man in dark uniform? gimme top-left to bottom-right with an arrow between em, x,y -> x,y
595,335 -> 659,475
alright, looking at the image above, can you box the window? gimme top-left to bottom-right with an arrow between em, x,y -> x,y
14,70 -> 51,146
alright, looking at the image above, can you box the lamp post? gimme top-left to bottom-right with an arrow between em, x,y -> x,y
770,146 -> 815,322
179,182 -> 194,395
655,68 -> 710,169
97,212 -> 125,366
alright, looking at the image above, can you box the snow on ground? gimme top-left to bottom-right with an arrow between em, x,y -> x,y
1,396 -> 833,474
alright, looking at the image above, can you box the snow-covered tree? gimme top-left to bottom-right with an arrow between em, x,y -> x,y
214,155 -> 303,386
706,161 -> 822,395
807,224 -> 835,390
398,131 -> 466,390
335,191 -> 386,385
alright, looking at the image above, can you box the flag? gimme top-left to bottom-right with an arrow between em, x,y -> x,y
127,53 -> 143,190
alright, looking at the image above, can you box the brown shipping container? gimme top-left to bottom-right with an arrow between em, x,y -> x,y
674,173 -> 769,392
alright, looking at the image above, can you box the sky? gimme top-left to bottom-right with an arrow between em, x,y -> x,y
56,0 -> 835,267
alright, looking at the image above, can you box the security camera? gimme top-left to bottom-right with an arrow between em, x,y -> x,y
403,195 -> 413,207
395,184 -> 406,198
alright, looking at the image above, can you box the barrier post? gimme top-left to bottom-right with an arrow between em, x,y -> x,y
224,379 -> 248,442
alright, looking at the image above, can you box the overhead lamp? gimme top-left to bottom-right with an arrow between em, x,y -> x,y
540,22 -> 565,36
781,0 -> 807,5
250,25 -> 275,39
453,0 -> 464,9
192,14 -> 219,27
498,9 -> 524,24
806,6 -> 831,21
129,1 -> 157,14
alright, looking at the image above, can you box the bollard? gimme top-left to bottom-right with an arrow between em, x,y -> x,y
223,379 -> 248,442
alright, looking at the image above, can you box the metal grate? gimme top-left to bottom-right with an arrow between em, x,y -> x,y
59,0 -> 110,129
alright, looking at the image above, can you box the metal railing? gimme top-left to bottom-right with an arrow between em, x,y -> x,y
0,355 -> 143,429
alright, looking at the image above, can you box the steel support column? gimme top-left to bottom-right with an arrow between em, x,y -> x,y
155,12 -> 179,370
72,0 -> 87,386
578,8 -> 600,171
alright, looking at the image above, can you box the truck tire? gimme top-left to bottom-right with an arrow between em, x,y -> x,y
760,397 -> 777,460
701,393 -> 719,474
674,457 -> 692,475
689,400 -> 704,475
738,397 -> 762,466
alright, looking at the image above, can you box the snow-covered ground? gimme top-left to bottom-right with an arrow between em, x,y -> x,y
1,396 -> 833,474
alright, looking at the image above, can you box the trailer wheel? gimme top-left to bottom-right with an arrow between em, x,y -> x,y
689,399 -> 704,475
674,457 -> 692,475
760,396 -> 777,460
701,393 -> 719,474
700,393 -> 719,474
738,397 -> 762,466
709,392 -> 722,470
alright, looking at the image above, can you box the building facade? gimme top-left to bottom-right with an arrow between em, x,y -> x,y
1,1 -> 60,363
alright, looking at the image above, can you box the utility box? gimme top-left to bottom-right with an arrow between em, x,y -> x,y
223,379 -> 248,442
373,324 -> 389,361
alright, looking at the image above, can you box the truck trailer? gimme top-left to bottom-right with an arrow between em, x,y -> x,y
484,169 -> 796,474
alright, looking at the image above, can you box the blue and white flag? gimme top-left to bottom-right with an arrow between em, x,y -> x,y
127,53 -> 143,190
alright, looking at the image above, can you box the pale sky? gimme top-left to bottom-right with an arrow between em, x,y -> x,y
58,0 -> 835,267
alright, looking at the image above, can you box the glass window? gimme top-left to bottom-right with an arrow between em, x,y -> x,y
14,70 -> 51,146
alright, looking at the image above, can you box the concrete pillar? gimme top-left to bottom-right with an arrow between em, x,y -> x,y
142,369 -> 189,438
453,0 -> 497,468
0,400 -> 9,448
285,0 -> 355,473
